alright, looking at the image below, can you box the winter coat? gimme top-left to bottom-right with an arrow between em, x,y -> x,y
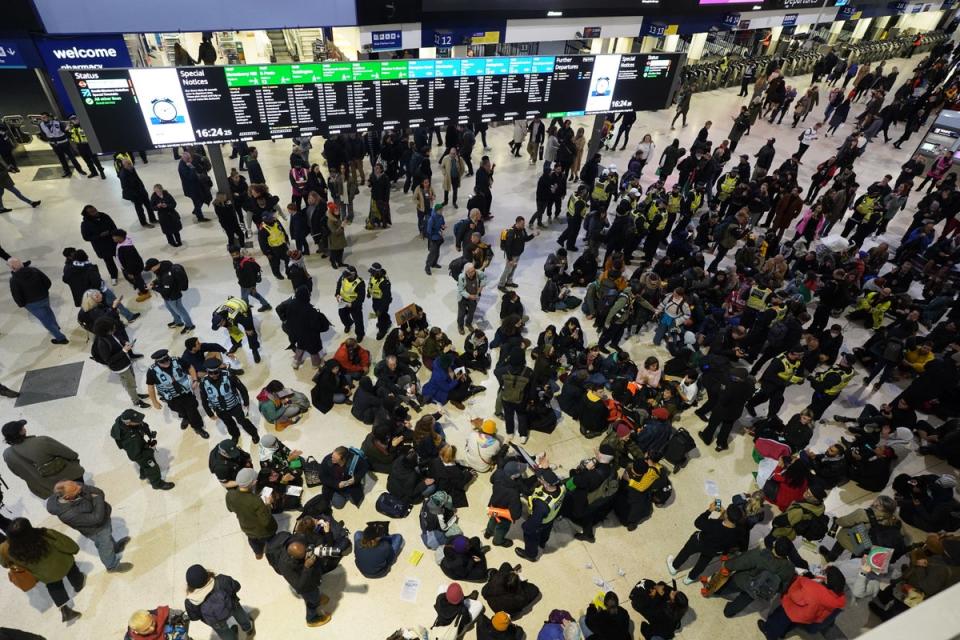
80,212 -> 119,258
9,266 -> 52,307
62,260 -> 104,306
780,576 -> 846,624
387,455 -> 429,505
0,528 -> 79,583
184,574 -> 242,626
441,154 -> 467,191
429,459 -> 473,508
45,484 -> 111,536
284,299 -> 330,354
481,562 -> 541,616
150,191 -> 182,234
3,436 -> 85,498
423,365 -> 459,405
327,213 -> 347,250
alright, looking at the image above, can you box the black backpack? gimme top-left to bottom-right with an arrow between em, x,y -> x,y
794,511 -> 830,541
375,492 -> 412,518
90,338 -> 107,365
171,263 -> 189,290
867,511 -> 904,549
649,469 -> 673,506
746,570 -> 782,601
661,428 -> 696,470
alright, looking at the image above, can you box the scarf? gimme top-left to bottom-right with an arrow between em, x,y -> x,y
184,578 -> 215,607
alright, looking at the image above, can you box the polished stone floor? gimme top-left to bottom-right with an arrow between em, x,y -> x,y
0,51 -> 954,639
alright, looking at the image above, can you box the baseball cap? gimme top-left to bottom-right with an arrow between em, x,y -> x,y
218,438 -> 241,458
120,409 -> 144,422
539,469 -> 560,486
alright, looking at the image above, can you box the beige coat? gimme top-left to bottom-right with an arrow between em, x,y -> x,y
414,184 -> 435,212
327,212 -> 347,250
440,155 -> 467,192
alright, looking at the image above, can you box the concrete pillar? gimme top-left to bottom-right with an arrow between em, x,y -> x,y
663,34 -> 680,53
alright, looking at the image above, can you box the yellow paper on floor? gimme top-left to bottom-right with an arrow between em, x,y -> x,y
408,550 -> 424,566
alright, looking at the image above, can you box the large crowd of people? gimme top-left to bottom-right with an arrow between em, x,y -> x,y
1,36 -> 960,640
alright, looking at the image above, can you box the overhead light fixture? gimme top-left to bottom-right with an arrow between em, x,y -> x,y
547,11 -> 563,17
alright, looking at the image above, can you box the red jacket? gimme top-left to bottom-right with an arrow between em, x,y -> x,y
333,343 -> 370,373
782,576 -> 846,624
768,463 -> 809,512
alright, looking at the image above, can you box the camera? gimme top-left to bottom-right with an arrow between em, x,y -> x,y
309,545 -> 342,558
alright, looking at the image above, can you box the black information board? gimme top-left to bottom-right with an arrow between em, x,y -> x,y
62,53 -> 684,153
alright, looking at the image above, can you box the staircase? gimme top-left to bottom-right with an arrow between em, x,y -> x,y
267,29 -> 295,63
297,28 -> 326,62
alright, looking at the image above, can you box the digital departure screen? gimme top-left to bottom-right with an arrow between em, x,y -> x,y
63,54 -> 684,153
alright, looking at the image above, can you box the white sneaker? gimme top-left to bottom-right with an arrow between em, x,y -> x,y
666,555 -> 678,576
519,436 -> 528,444
682,576 -> 698,585
292,360 -> 301,370
111,278 -> 118,286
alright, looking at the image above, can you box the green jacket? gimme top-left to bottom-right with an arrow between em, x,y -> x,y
771,500 -> 825,540
600,429 -> 643,469
725,547 -> 796,595
225,488 -> 278,539
2,529 -> 79,583
110,418 -> 152,460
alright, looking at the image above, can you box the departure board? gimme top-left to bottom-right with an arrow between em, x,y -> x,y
62,53 -> 684,153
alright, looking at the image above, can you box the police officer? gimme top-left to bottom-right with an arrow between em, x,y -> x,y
199,359 -> 260,444
515,468 -> 565,562
38,112 -> 85,178
745,346 -> 805,419
146,349 -> 209,439
109,409 -> 175,490
212,297 -> 261,363
807,353 -> 855,420
368,262 -> 392,341
741,277 -> 774,330
642,195 -> 668,260
590,170 -> 617,213
67,115 -> 105,179
209,438 -> 254,488
335,266 -> 366,341
557,185 -> 588,252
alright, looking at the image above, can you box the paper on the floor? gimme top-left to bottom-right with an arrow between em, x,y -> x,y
400,577 -> 421,603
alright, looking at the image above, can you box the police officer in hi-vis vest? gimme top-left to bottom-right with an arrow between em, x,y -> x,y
515,468 -> 566,562
336,266 -> 366,341
806,353 -> 856,420
146,349 -> 210,439
199,358 -> 260,444
212,297 -> 261,363
745,346 -> 805,419
368,262 -> 393,341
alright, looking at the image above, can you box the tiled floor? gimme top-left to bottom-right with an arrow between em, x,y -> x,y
0,52 -> 954,639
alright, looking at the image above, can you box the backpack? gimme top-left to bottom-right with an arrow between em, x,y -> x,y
649,470 -> 673,506
500,371 -> 531,404
499,228 -> 512,252
745,570 -> 782,601
198,581 -> 236,625
794,511 -> 830,541
448,256 -> 467,281
376,491 -> 412,518
239,256 -> 262,283
661,428 -> 696,469
170,263 -> 189,290
453,218 -> 469,245
881,336 -> 904,363
587,471 -> 620,505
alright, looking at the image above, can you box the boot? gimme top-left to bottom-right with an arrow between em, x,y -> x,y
60,605 -> 81,623
0,384 -> 19,398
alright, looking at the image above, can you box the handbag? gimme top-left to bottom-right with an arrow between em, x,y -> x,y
303,456 -> 323,488
8,566 -> 38,592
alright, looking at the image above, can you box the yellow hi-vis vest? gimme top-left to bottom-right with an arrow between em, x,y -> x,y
525,485 -> 566,524
857,291 -> 890,329
855,195 -> 879,220
264,221 -> 286,247
667,193 -> 682,214
746,285 -> 772,311
221,298 -> 250,343
592,180 -> 611,203
646,203 -> 666,231
815,367 -> 855,396
718,175 -> 738,201
69,126 -> 88,145
776,354 -> 802,384
689,191 -> 704,213
369,276 -> 384,299
567,195 -> 584,216
339,277 -> 360,303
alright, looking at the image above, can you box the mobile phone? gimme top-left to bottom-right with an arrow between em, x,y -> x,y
714,498 -> 722,510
